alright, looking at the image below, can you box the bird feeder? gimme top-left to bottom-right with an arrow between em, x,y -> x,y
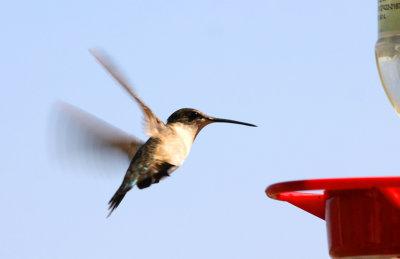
266,177 -> 400,258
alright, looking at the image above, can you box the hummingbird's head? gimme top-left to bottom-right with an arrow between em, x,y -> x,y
166,108 -> 256,129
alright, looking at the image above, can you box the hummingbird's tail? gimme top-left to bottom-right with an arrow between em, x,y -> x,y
107,179 -> 137,217
107,189 -> 127,217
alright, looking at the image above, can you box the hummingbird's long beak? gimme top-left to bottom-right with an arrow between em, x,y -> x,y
208,117 -> 257,127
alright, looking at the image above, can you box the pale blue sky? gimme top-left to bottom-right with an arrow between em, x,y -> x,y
1,1 -> 398,258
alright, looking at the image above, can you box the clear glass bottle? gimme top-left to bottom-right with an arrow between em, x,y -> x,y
375,0 -> 400,115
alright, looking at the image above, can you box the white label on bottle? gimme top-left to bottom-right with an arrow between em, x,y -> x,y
379,0 -> 400,33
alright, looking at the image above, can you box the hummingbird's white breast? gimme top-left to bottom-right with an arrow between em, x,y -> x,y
154,123 -> 198,166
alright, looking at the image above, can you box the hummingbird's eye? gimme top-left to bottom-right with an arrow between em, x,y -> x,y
188,111 -> 200,121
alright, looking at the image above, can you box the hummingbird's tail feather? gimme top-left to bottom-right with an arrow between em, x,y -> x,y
107,180 -> 136,217
107,190 -> 126,217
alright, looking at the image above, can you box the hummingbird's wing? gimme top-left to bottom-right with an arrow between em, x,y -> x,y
55,101 -> 143,163
90,49 -> 166,137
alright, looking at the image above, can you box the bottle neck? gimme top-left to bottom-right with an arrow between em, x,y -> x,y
379,30 -> 400,39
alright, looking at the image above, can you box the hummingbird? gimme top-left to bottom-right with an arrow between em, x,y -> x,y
58,50 -> 257,217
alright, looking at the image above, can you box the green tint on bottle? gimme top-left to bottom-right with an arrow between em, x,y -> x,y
376,0 -> 400,115
378,0 -> 400,34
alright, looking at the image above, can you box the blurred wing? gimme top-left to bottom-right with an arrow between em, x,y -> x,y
56,101 -> 143,162
90,49 -> 166,137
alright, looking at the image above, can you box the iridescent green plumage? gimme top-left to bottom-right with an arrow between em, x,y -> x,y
108,138 -> 175,216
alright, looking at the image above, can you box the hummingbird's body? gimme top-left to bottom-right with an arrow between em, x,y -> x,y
65,50 -> 256,216
108,109 -> 235,216
108,124 -> 190,213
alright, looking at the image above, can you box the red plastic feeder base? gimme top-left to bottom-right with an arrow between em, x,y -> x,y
266,177 -> 400,258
